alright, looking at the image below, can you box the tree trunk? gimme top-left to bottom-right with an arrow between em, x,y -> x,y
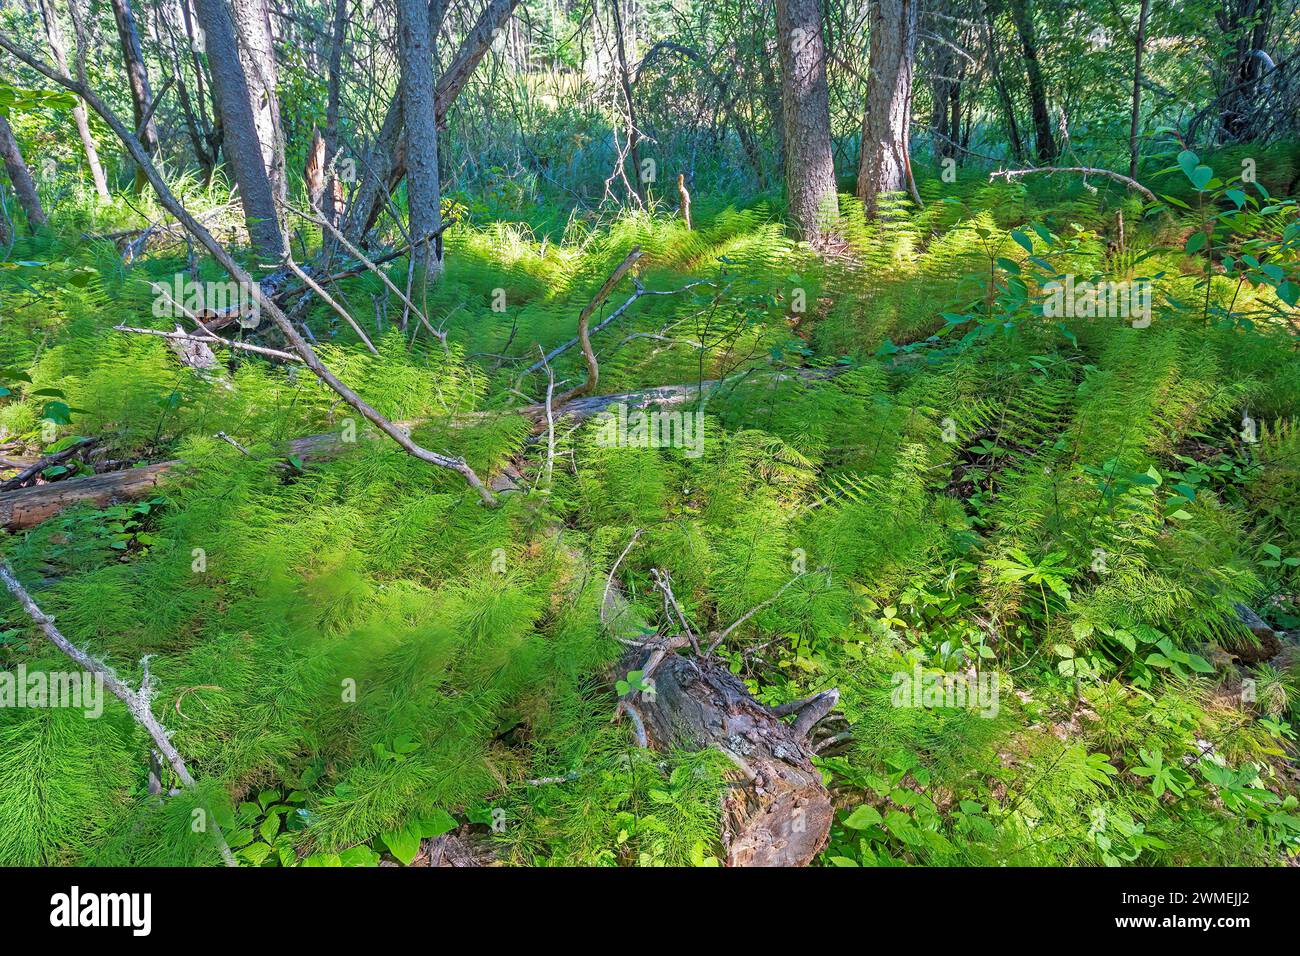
0,114 -> 46,230
1128,0 -> 1150,179
930,39 -> 953,159
37,0 -> 110,200
345,0 -> 521,242
193,0 -> 286,260
608,0 -> 645,206
110,0 -> 159,193
1006,0 -> 1056,161
984,7 -> 1024,162
1217,0 -> 1274,142
775,0 -> 838,243
858,0 -> 918,215
162,0 -> 218,181
323,0 -> 349,232
395,0 -> 443,284
229,0 -> 286,204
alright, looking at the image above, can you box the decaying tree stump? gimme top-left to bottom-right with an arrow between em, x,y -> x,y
616,634 -> 838,867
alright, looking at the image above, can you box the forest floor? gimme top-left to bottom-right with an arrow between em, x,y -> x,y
2,151 -> 1300,866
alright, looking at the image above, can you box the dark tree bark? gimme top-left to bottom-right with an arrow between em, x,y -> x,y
616,638 -> 839,866
1216,0 -> 1275,141
160,0 -> 218,180
0,114 -> 46,230
193,0 -> 286,260
1006,0 -> 1056,161
37,0 -> 109,199
930,37 -> 954,159
1128,0 -> 1150,179
110,0 -> 159,193
984,4 -> 1024,162
395,0 -> 442,283
858,0 -> 919,215
775,0 -> 838,243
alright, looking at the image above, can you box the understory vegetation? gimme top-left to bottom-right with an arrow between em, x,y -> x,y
3,154 -> 1300,866
1,0 -> 1300,869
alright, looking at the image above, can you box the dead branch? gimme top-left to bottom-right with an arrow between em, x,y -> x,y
0,34 -> 497,507
0,559 -> 236,866
0,437 -> 98,492
521,266 -> 713,377
650,567 -> 700,655
282,256 -> 378,354
281,199 -> 446,345
554,248 -> 644,405
600,528 -> 643,627
535,346 -> 557,491
114,325 -> 303,363
0,365 -> 850,530
989,166 -> 1158,202
703,567 -> 824,656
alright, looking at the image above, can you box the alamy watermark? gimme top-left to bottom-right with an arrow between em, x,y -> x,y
0,665 -> 103,717
591,402 -> 705,458
890,663 -> 1000,718
1042,275 -> 1152,328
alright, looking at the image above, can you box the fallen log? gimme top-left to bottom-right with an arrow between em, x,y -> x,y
0,366 -> 847,531
617,639 -> 837,866
0,462 -> 172,530
605,562 -> 840,866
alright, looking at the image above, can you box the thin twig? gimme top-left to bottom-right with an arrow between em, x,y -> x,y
704,567 -> 826,657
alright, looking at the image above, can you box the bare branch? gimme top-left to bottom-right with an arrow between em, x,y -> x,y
990,166 -> 1158,202
553,248 -> 644,405
0,559 -> 236,866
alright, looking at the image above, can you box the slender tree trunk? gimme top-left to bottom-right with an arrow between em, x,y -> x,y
1216,0 -> 1272,141
858,0 -> 919,215
757,20 -> 785,180
984,6 -> 1024,162
775,0 -> 838,243
1006,0 -> 1056,161
229,0 -> 286,204
608,0 -> 645,205
395,0 -> 443,284
323,0 -> 349,230
930,39 -> 953,159
1128,0 -> 1150,179
193,0 -> 286,260
172,0 -> 220,178
344,0 -> 521,242
110,0 -> 159,193
37,0 -> 109,199
0,114 -> 46,229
